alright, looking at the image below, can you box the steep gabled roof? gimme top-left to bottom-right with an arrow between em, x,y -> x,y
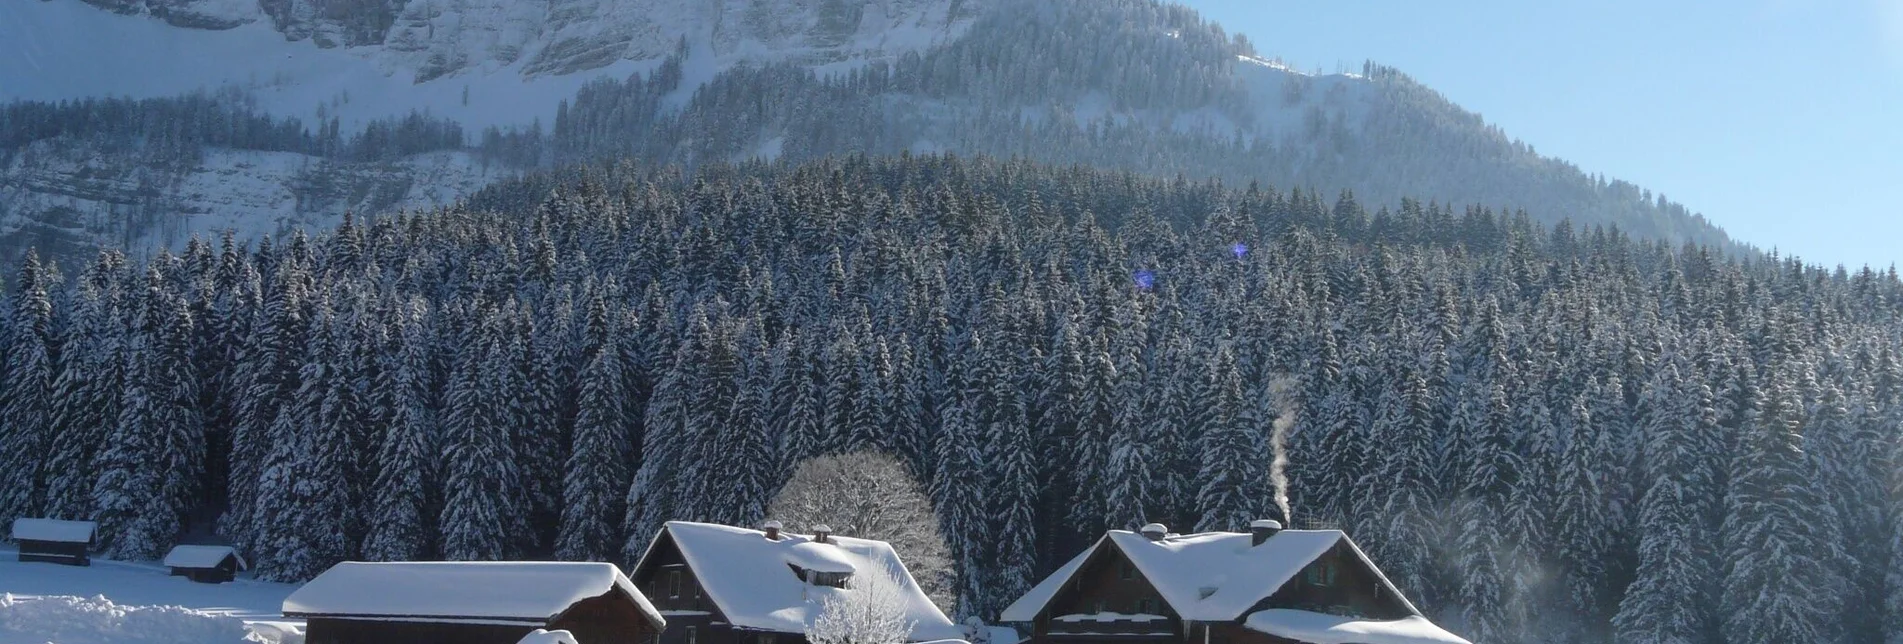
283,561 -> 665,631
638,521 -> 962,641
1000,529 -> 1416,623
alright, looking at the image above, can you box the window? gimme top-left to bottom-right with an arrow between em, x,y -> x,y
686,626 -> 698,644
1305,562 -> 1338,587
693,581 -> 702,599
670,570 -> 683,598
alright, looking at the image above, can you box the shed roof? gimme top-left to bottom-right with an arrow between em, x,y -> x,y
283,561 -> 665,630
163,545 -> 246,570
639,521 -> 961,641
1000,529 -> 1415,623
10,518 -> 95,544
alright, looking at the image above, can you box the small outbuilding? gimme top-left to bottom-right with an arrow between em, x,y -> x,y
283,561 -> 667,644
164,544 -> 247,583
10,518 -> 96,566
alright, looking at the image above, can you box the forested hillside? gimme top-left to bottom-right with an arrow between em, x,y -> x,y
2,0 -> 1736,267
0,155 -> 1894,644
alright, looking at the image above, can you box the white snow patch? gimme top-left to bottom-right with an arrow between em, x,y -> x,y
1052,612 -> 1167,623
1244,610 -> 1472,644
516,628 -> 580,644
0,594 -> 254,644
786,541 -> 859,575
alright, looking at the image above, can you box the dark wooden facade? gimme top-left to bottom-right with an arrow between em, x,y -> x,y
1021,537 -> 1413,644
301,589 -> 662,644
170,553 -> 242,583
17,539 -> 90,566
633,532 -> 796,644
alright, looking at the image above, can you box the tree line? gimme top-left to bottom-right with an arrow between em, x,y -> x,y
0,154 -> 1897,644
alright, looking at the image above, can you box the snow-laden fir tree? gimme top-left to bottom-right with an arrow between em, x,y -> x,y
1720,357 -> 1846,644
0,250 -> 57,524
41,254 -> 127,521
556,321 -> 631,561
1193,343 -> 1262,532
440,311 -> 524,562
251,294 -> 352,581
362,299 -> 439,562
1612,362 -> 1720,644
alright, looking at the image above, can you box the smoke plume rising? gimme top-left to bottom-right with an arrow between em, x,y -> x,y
1267,376 -> 1300,525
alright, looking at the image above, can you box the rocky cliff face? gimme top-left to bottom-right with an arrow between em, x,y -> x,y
76,0 -> 983,81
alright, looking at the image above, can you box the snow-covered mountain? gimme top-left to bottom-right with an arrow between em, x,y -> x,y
0,0 -> 1734,266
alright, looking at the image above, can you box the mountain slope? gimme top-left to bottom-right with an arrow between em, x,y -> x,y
0,0 -> 1735,266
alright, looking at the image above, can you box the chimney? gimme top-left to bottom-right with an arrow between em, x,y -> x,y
1140,523 -> 1168,542
1250,519 -> 1283,546
762,520 -> 784,541
812,524 -> 833,544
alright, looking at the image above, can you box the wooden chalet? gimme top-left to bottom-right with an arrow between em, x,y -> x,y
10,518 -> 96,566
631,520 -> 964,644
164,544 -> 246,583
999,521 -> 1470,644
283,561 -> 667,644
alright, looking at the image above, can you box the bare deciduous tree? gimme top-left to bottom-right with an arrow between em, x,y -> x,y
770,452 -> 953,612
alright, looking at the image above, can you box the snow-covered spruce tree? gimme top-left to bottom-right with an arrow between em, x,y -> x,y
440,311 -> 523,562
42,254 -> 127,521
1612,362 -> 1720,644
1721,358 -> 1846,644
806,559 -> 918,644
1193,343 -> 1262,533
91,266 -> 199,561
0,250 -> 57,524
556,327 -> 631,562
251,295 -> 353,581
985,328 -> 1039,620
1553,378 -> 1619,639
1067,337 -> 1119,539
362,300 -> 439,562
931,355 -> 988,620
224,258 -> 307,556
776,334 -> 827,475
1450,379 -> 1521,643
621,311 -> 712,563
1368,364 -> 1440,607
770,451 -> 953,611
710,329 -> 776,529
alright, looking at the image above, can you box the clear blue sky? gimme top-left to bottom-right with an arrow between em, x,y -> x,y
1180,0 -> 1903,269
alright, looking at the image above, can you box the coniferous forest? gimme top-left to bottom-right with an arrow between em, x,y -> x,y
0,154 -> 1899,644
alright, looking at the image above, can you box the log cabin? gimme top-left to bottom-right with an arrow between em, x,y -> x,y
283,561 -> 667,644
164,544 -> 246,583
999,521 -> 1469,644
10,518 -> 95,566
630,520 -> 965,644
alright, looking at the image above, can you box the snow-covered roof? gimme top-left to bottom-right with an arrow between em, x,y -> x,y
786,541 -> 858,574
1000,529 -> 1416,623
283,562 -> 665,630
10,518 -> 95,544
163,545 -> 246,570
1244,609 -> 1472,644
517,628 -> 580,644
643,521 -> 961,641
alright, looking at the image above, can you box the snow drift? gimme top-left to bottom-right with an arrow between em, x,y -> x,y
0,594 -> 255,644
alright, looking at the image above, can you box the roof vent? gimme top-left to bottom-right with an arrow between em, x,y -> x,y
762,520 -> 784,541
1140,523 -> 1168,541
1250,519 -> 1283,547
812,524 -> 833,544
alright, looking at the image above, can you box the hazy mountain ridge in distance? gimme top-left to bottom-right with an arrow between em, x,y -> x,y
0,0 -> 1737,267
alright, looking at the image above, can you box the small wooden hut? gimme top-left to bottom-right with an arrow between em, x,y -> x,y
164,545 -> 246,583
10,518 -> 96,566
283,561 -> 667,644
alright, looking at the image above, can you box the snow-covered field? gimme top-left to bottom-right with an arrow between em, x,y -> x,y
0,548 -> 298,644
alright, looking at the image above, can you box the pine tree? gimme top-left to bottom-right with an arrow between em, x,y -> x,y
1612,363 -> 1719,644
440,312 -> 522,562
0,251 -> 57,524
361,300 -> 439,562
252,295 -> 353,581
1721,359 -> 1845,644
556,328 -> 631,562
1194,344 -> 1261,532
42,255 -> 127,521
